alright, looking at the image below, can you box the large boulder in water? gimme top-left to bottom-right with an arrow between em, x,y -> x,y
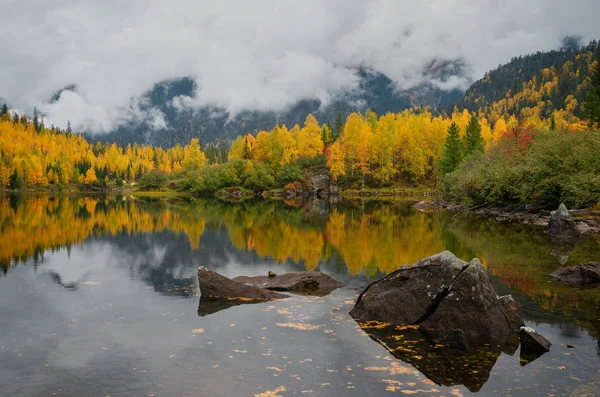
197,267 -> 287,301
350,251 -> 524,348
551,262 -> 600,289
547,203 -> 581,243
233,272 -> 344,296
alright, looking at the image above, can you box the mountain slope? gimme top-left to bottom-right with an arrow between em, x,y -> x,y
86,69 -> 463,148
455,40 -> 599,127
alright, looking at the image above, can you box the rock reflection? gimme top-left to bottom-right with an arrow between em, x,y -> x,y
357,321 -> 518,393
197,296 -> 269,316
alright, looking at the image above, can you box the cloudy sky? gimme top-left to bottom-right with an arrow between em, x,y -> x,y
1,0 -> 599,133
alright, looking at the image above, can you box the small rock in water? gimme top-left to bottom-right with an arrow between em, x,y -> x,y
551,262 -> 600,289
547,203 -> 581,243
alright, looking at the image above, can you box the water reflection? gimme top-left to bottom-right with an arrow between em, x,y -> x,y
357,322 -> 521,392
1,194 -> 600,395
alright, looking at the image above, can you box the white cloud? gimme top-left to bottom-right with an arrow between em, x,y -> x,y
0,0 -> 598,133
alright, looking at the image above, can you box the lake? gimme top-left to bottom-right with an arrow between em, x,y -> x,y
1,194 -> 599,397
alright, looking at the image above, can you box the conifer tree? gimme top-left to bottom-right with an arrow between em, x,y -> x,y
33,107 -> 40,132
582,53 -> 600,129
440,122 -> 463,175
463,115 -> 485,155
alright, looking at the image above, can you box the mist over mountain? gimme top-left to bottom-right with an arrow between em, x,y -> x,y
85,67 -> 463,147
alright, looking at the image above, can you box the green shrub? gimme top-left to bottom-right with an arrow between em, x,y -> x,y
244,164 -> 275,192
138,169 -> 168,190
444,130 -> 600,208
276,163 -> 303,186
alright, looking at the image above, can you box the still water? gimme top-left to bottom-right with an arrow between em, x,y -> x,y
0,195 -> 599,396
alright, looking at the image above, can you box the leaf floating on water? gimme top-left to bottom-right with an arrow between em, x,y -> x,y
450,388 -> 464,397
168,354 -> 175,358
81,281 -> 98,285
400,389 -> 440,395
254,386 -> 286,397
266,367 -> 285,372
383,379 -> 403,392
365,366 -> 389,371
192,328 -> 204,334
276,322 -> 321,331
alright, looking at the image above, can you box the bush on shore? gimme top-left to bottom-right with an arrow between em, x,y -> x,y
443,129 -> 600,208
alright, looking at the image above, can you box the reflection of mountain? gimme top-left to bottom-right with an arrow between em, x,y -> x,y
358,323 -> 518,393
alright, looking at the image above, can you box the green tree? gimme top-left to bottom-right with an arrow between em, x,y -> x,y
333,111 -> 344,141
0,104 -> 8,121
9,170 -> 25,190
440,122 -> 463,175
463,115 -> 485,155
33,107 -> 40,132
582,54 -> 600,129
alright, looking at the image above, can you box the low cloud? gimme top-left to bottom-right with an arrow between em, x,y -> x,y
1,0 -> 598,133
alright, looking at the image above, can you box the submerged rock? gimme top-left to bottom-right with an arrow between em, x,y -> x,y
551,262 -> 600,289
233,272 -> 344,296
197,267 -> 287,301
519,326 -> 552,365
547,203 -> 581,243
350,251 -> 524,349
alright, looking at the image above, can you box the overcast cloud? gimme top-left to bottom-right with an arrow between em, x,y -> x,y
1,0 -> 599,132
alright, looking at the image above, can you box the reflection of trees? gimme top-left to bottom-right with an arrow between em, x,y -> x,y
3,195 -> 600,346
0,195 -> 205,273
446,213 -> 600,342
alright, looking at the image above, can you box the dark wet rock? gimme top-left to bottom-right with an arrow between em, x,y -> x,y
551,262 -> 600,289
519,326 -> 551,365
547,203 -> 581,243
233,272 -> 344,296
197,266 -> 287,301
350,251 -> 524,349
358,322 -> 502,393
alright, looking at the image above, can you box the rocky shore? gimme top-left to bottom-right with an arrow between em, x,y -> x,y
414,199 -> 600,235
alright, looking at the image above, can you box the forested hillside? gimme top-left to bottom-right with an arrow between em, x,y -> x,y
456,40 -> 599,130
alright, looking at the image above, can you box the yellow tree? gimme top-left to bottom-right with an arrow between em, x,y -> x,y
371,113 -> 396,184
84,168 -> 98,185
182,138 -> 207,172
296,114 -> 323,158
327,141 -> 346,181
341,112 -> 371,180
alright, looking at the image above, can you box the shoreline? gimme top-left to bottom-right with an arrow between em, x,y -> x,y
414,199 -> 600,235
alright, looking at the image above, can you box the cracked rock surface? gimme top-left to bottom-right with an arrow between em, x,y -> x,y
350,251 -> 524,348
